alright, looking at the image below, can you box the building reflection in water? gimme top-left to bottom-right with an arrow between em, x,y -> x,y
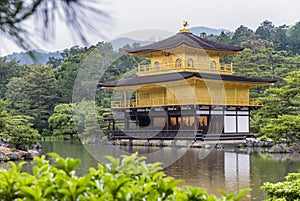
224,152 -> 250,191
164,149 -> 251,198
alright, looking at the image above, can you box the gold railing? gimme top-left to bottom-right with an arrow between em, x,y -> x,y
138,62 -> 178,74
111,100 -> 136,108
111,98 -> 260,108
138,62 -> 233,75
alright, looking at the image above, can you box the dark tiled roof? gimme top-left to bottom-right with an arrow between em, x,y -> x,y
99,72 -> 277,87
129,32 -> 243,53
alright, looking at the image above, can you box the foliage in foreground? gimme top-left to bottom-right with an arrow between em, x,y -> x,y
0,153 -> 249,201
262,170 -> 300,201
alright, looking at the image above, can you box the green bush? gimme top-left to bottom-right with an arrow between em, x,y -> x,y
0,153 -> 249,201
262,170 -> 300,201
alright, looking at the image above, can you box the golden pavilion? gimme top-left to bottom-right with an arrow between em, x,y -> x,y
101,25 -> 276,141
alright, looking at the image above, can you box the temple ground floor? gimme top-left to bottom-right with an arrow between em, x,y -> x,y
106,105 -> 256,141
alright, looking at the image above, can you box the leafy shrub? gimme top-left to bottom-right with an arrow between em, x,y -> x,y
0,153 -> 249,201
262,170 -> 300,200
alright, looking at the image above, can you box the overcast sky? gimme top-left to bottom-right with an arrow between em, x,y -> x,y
1,0 -> 300,55
113,0 -> 300,33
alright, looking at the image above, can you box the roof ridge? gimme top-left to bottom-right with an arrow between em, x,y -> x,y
128,31 -> 244,53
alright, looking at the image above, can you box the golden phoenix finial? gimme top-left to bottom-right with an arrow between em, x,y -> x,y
183,21 -> 189,29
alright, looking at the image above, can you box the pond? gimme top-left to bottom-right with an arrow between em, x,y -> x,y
1,141 -> 300,200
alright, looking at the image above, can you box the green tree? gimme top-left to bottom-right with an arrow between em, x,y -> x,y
0,99 -> 39,150
97,105 -> 112,137
83,111 -> 100,139
47,45 -> 89,68
232,35 -> 299,94
55,53 -> 84,103
252,71 -> 300,138
0,99 -> 9,131
230,25 -> 253,45
72,101 -> 100,139
5,65 -> 59,134
261,114 -> 300,144
287,21 -> 300,54
216,31 -> 231,44
5,77 -> 29,115
0,58 -> 20,98
273,25 -> 289,51
255,20 -> 276,41
71,101 -> 112,140
25,65 -> 59,134
5,115 -> 40,150
48,104 -> 76,137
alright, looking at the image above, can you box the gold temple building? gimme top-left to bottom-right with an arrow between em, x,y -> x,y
100,26 -> 276,141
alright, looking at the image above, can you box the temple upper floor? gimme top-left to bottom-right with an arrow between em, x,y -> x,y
128,29 -> 243,76
137,47 -> 234,76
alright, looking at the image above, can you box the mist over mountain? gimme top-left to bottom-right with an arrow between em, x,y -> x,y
2,26 -> 229,64
189,26 -> 230,36
111,38 -> 155,51
3,49 -> 61,65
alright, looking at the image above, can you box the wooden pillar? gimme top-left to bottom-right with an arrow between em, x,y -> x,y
123,89 -> 127,108
136,91 -> 138,107
125,111 -> 129,130
208,106 -> 211,134
194,104 -> 198,140
165,107 -> 169,136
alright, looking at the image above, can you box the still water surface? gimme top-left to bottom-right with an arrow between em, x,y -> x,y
2,141 -> 300,200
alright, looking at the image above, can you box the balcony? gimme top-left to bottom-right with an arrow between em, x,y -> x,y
111,100 -> 136,108
138,62 -> 233,75
111,98 -> 260,109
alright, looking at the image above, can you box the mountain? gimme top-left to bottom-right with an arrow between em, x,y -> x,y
189,26 -> 231,36
3,49 -> 61,65
111,37 -> 155,51
2,26 -> 231,63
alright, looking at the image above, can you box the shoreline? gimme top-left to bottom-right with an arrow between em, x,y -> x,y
96,138 -> 299,154
100,137 -> 273,148
0,146 -> 39,162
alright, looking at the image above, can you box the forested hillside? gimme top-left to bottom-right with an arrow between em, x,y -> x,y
0,20 -> 299,145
